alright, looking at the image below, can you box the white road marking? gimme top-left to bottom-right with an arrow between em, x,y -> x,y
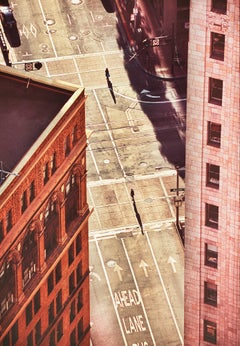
121,238 -> 157,345
38,0 -> 58,57
93,89 -> 126,178
94,238 -> 128,345
145,232 -> 184,345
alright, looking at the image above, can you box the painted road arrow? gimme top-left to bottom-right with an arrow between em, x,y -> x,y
168,256 -> 177,273
139,260 -> 149,277
89,266 -> 101,282
114,263 -> 123,281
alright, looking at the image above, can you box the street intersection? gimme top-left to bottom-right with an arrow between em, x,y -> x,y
2,0 -> 186,344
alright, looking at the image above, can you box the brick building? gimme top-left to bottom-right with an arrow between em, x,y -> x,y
0,66 -> 91,345
185,0 -> 240,345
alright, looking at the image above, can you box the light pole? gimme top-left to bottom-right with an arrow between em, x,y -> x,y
156,165 -> 185,244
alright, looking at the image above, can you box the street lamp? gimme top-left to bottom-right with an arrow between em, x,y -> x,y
156,165 -> 185,244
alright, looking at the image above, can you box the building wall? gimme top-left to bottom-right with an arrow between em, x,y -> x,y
0,84 -> 91,345
185,0 -> 240,345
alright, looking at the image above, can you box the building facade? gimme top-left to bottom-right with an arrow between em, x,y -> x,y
185,0 -> 240,345
0,67 -> 91,345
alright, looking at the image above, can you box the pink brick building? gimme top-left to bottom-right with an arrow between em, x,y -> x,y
185,0 -> 240,345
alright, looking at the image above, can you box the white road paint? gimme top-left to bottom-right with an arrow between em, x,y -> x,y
145,232 -> 183,345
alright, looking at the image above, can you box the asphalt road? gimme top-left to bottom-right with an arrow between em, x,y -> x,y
3,1 -> 186,345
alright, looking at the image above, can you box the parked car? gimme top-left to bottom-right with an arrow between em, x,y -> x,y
0,6 -> 16,28
0,6 -> 20,47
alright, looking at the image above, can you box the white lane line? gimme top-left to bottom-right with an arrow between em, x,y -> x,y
73,56 -> 84,86
159,175 -> 175,219
37,0 -> 58,57
93,89 -> 126,178
94,238 -> 128,346
121,238 -> 157,346
87,139 -> 102,180
145,232 -> 184,345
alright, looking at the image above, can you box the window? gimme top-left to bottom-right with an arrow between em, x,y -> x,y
55,261 -> 62,283
34,290 -> 41,314
65,135 -> 71,157
22,231 -> 37,288
56,290 -> 62,313
77,290 -> 83,312
48,301 -> 55,325
48,273 -> 54,295
21,190 -> 27,213
69,272 -> 75,295
204,281 -> 217,306
211,32 -> 225,60
208,121 -> 221,147
29,181 -> 35,202
76,262 -> 82,285
6,209 -> 12,232
76,233 -> 82,254
49,330 -> 55,346
26,302 -> 33,326
27,331 -> 33,346
57,319 -> 63,342
211,0 -> 227,14
209,78 -> 223,106
35,320 -> 41,344
2,321 -> 18,345
51,152 -> 57,174
206,163 -> 220,188
77,318 -> 84,341
70,329 -> 76,346
68,243 -> 75,266
70,300 -> 76,323
44,162 -> 50,185
0,220 -> 4,243
72,125 -> 78,146
205,243 -> 218,268
204,319 -> 217,344
206,203 -> 219,229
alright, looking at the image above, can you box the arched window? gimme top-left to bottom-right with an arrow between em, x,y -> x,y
44,200 -> 59,259
22,231 -> 37,288
65,173 -> 79,231
0,260 -> 15,319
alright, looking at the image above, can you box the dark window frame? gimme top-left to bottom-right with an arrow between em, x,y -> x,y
211,0 -> 227,14
205,243 -> 218,268
207,121 -> 221,147
204,281 -> 217,306
211,32 -> 225,60
26,301 -> 33,326
209,78 -> 223,106
206,203 -> 219,229
21,190 -> 28,214
34,290 -> 41,314
29,181 -> 35,202
204,319 -> 217,344
68,243 -> 75,266
206,163 -> 220,189
6,208 -> 13,232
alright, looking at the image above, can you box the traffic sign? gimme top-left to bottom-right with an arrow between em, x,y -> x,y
170,188 -> 185,192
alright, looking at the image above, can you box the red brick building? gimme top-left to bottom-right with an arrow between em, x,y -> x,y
0,66 -> 91,345
185,0 -> 240,345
